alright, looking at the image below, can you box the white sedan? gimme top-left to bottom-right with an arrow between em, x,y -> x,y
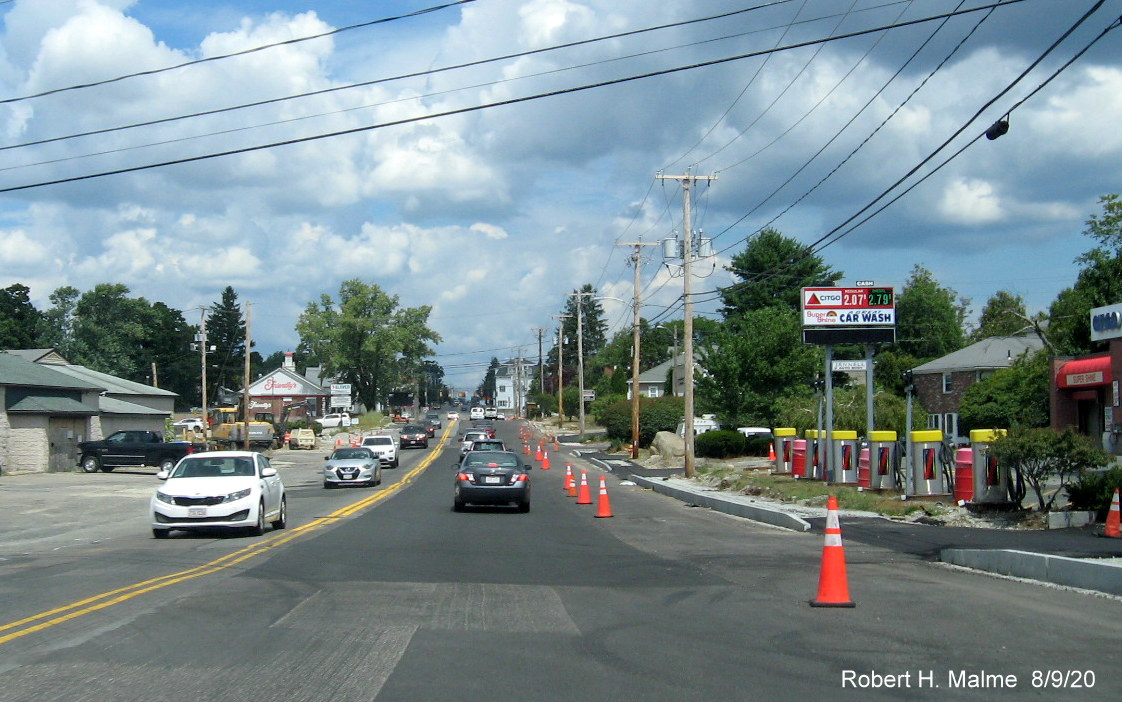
150,451 -> 286,538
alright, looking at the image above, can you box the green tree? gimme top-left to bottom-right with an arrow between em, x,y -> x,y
991,427 -> 1111,512
719,228 -> 843,318
477,357 -> 500,403
0,283 -> 41,349
38,285 -> 80,357
773,386 -> 920,436
957,349 -> 1050,432
547,285 -> 608,384
695,308 -> 820,427
206,287 -> 247,401
295,280 -> 441,411
69,284 -> 154,379
894,265 -> 968,360
1046,194 -> 1122,354
146,302 -> 198,407
873,349 -> 923,396
973,290 -> 1028,340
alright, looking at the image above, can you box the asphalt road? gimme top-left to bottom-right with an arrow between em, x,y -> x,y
0,420 -> 1118,701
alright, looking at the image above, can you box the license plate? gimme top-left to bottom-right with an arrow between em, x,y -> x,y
484,476 -> 502,484
188,507 -> 207,517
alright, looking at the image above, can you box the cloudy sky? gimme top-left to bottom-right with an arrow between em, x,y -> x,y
0,0 -> 1119,391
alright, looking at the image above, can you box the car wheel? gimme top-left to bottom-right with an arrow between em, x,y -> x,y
271,496 -> 287,530
453,499 -> 466,512
517,499 -> 530,513
158,457 -> 177,473
248,502 -> 266,536
80,455 -> 101,473
323,481 -> 335,489
152,528 -> 170,539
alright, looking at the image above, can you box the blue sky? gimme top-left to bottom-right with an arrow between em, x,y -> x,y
0,0 -> 1119,391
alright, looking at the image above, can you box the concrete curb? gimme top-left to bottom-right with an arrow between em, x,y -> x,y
629,474 -> 812,532
940,548 -> 1122,595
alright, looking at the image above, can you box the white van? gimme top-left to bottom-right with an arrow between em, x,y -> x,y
676,414 -> 722,438
469,406 -> 485,420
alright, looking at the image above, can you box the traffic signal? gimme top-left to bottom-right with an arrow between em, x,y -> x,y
985,117 -> 1009,140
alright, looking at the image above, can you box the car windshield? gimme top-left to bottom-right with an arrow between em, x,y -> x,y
402,425 -> 425,433
364,437 -> 393,445
332,449 -> 373,460
464,452 -> 520,468
172,457 -> 255,478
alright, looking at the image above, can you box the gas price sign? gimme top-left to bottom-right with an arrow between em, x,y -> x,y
802,287 -> 895,326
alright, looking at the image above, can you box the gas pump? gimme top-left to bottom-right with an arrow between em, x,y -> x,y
829,430 -> 859,484
908,429 -> 951,497
773,427 -> 797,474
969,429 -> 1013,505
867,430 -> 898,490
804,429 -> 821,480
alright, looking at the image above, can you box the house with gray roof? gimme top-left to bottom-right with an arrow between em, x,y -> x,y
0,352 -> 102,473
911,334 -> 1045,443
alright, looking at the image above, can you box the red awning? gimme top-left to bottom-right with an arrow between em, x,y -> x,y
1056,355 -> 1113,389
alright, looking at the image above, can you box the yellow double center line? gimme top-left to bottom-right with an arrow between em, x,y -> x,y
0,424 -> 453,647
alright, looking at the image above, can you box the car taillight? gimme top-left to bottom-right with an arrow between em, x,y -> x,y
514,474 -> 528,482
186,446 -> 195,454
457,472 -> 474,481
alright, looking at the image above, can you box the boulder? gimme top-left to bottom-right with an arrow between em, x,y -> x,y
650,431 -> 685,465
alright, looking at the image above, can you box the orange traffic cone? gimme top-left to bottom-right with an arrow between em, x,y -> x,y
595,476 -> 613,518
810,496 -> 855,608
335,437 -> 343,447
563,464 -> 574,493
523,442 -> 530,455
1105,488 -> 1121,538
535,444 -> 544,462
576,469 -> 592,505
553,436 -> 560,451
768,442 -> 776,461
542,451 -> 551,470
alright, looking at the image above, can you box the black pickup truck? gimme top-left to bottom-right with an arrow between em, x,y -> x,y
77,430 -> 206,473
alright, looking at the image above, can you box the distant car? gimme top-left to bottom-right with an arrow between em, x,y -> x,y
467,439 -> 506,453
469,406 -> 485,420
323,447 -> 382,488
287,427 -> 317,450
399,424 -> 430,449
150,451 -> 286,538
471,419 -> 496,438
484,407 -> 498,420
172,417 -> 204,431
447,410 -> 460,420
316,413 -> 352,429
453,450 -> 531,513
425,412 -> 442,429
495,412 -> 507,421
360,434 -> 399,468
460,430 -> 491,455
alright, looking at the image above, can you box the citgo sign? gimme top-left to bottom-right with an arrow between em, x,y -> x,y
1090,303 -> 1122,342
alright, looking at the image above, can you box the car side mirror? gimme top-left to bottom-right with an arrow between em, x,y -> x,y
156,470 -> 169,480
324,455 -> 330,461
524,464 -> 532,470
261,466 -> 278,478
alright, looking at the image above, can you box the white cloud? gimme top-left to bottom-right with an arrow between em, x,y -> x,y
938,179 -> 1004,226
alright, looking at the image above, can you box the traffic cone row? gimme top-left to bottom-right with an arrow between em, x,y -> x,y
1104,488 -> 1121,538
576,469 -> 592,504
541,451 -> 551,470
810,496 -> 855,608
535,444 -> 544,462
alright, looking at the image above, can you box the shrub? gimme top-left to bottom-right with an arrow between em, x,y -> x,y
1066,467 -> 1122,520
743,434 -> 772,457
696,430 -> 748,459
595,395 -> 685,447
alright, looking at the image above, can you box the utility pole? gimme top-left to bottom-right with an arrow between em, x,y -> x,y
658,170 -> 717,479
198,309 -> 209,444
617,240 -> 659,459
242,302 -> 252,451
553,315 -> 571,429
533,327 -> 545,398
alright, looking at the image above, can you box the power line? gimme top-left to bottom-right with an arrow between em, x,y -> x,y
0,0 -> 478,106
0,2 -> 1020,194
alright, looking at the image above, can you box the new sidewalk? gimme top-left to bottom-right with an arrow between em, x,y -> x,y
580,451 -> 1122,597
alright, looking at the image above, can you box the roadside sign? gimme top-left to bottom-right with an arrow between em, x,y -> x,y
832,360 -> 868,372
802,287 -> 895,326
582,390 -> 596,401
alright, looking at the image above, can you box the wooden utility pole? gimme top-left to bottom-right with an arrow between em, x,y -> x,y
657,171 -> 716,479
553,315 -> 571,429
617,241 -> 658,459
242,302 -> 252,451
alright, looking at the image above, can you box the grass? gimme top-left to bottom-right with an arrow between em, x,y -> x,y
694,464 -> 941,517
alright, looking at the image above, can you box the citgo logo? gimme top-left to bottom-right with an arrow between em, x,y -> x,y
1092,310 -> 1121,332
